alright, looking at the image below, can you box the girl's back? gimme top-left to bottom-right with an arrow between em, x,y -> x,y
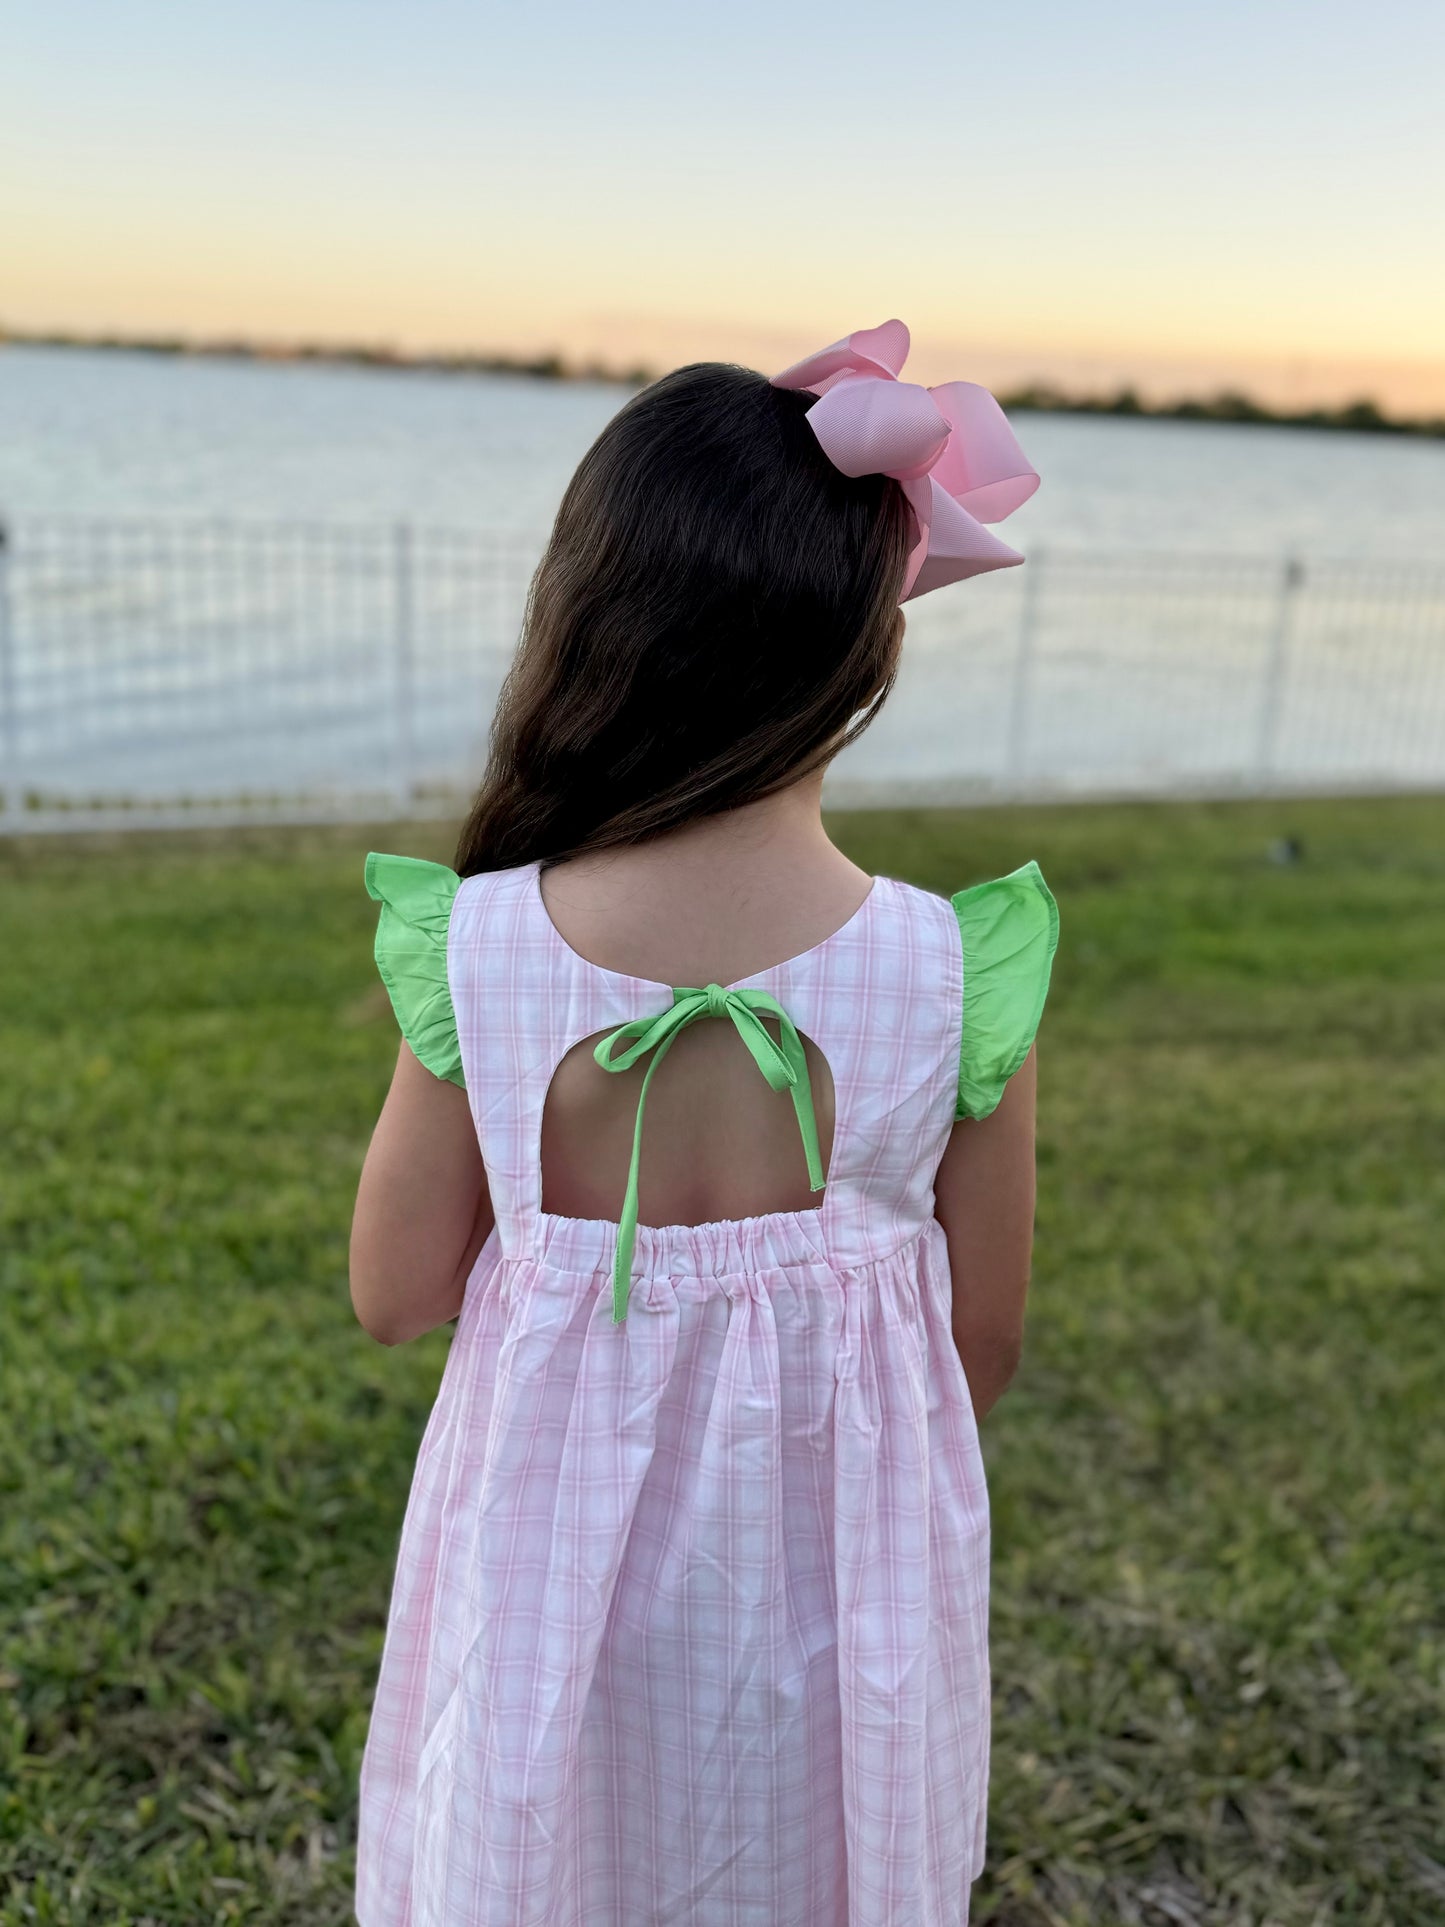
536,799 -> 866,1228
350,321 -> 1056,1926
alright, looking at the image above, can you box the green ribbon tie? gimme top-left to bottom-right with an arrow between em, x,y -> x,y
592,983 -> 826,1323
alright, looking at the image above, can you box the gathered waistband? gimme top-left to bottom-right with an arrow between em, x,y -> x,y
531,1208 -> 834,1281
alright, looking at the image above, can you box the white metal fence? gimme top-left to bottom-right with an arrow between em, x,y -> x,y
1,518 -> 1442,833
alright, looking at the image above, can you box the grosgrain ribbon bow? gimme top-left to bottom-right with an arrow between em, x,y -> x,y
770,318 -> 1039,601
593,984 -> 825,1323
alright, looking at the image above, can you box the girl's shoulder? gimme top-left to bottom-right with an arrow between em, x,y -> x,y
850,860 -> 1058,1121
880,858 -> 1058,967
940,860 -> 1060,1122
364,851 -> 466,1087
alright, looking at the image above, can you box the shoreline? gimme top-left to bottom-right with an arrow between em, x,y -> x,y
3,328 -> 1443,441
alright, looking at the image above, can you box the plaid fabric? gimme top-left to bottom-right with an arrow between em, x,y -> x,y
356,861 -> 991,1926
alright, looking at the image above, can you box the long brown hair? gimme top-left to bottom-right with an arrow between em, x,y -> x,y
454,360 -> 913,875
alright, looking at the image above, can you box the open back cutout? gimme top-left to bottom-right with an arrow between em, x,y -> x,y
540,1018 -> 835,1231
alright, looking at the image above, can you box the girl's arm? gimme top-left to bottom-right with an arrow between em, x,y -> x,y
350,1043 -> 495,1346
932,1042 -> 1038,1421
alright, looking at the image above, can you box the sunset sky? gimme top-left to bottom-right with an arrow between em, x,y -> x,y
4,0 -> 1444,409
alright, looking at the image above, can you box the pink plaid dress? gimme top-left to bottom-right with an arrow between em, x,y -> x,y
356,852 -> 1058,1926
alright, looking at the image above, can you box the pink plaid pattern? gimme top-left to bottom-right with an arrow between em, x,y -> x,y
356,862 -> 991,1925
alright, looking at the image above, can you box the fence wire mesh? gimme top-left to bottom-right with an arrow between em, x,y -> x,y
1,519 -> 1442,831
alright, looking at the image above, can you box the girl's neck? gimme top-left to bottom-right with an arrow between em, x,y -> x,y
539,772 -> 874,989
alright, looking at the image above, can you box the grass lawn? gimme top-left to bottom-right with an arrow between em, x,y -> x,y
2,794 -> 1442,1925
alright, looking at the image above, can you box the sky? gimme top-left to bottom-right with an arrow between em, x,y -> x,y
3,0 -> 1444,410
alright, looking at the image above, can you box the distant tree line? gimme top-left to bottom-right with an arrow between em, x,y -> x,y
0,325 -> 653,390
3,325 -> 1441,439
996,380 -> 1445,439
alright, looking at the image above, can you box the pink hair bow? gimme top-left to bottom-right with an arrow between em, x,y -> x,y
770,318 -> 1039,601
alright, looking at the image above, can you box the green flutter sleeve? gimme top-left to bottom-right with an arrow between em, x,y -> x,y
950,858 -> 1059,1121
364,852 -> 465,1089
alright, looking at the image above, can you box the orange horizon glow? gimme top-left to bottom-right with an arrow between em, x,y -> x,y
6,295 -> 1444,416
6,202 -> 1443,414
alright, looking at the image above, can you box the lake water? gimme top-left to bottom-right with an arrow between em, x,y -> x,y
1,346 -> 1442,819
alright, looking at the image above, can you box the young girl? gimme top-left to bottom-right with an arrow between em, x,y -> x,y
350,319 -> 1058,1927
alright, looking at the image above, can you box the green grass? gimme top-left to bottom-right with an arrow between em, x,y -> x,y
2,795 -> 1442,1925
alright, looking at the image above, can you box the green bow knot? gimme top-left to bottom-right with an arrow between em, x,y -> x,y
593,983 -> 826,1323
